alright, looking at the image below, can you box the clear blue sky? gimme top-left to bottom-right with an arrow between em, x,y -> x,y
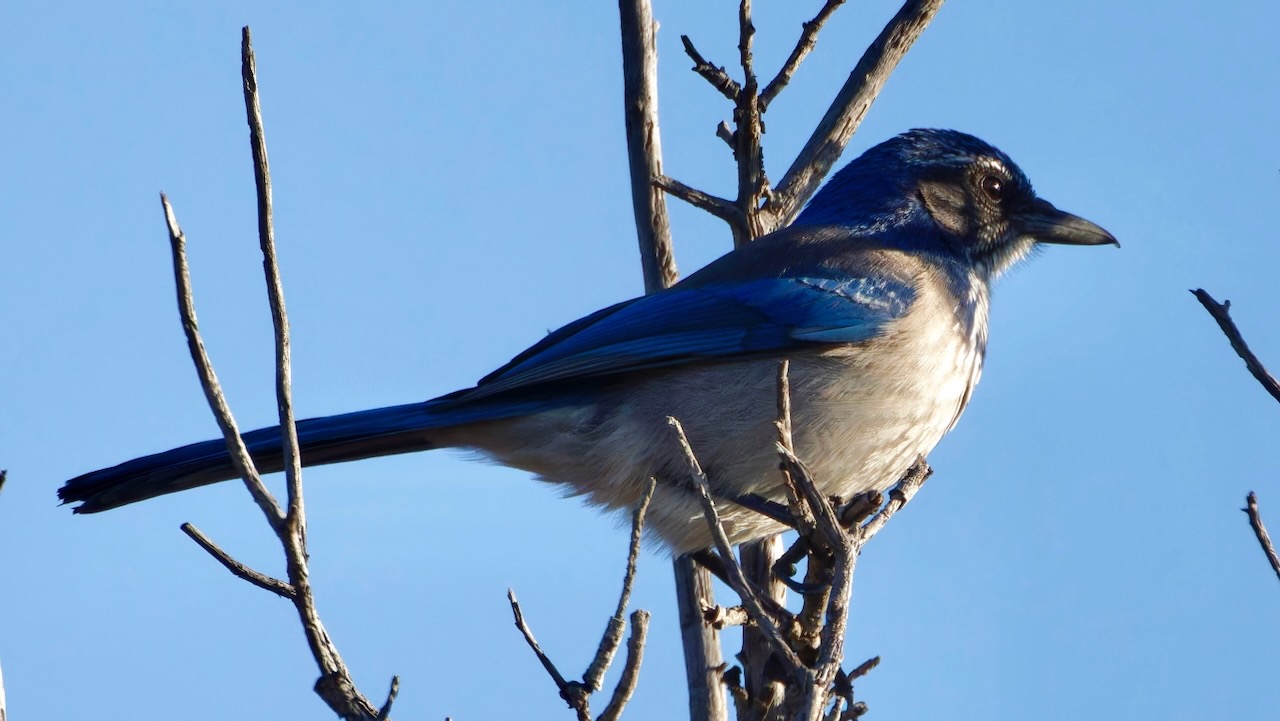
3,2 -> 1279,719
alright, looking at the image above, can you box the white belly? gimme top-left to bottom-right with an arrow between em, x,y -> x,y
453,277 -> 988,553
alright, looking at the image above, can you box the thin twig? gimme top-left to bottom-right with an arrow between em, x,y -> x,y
376,677 -> 400,721
680,35 -> 741,101
242,27 -> 305,530
768,0 -> 945,228
654,175 -> 743,226
597,610 -> 651,721
736,0 -> 755,92
239,28 -> 383,720
509,589 -> 589,720
1244,493 -> 1280,585
1191,289 -> 1280,405
846,656 -> 880,681
775,361 -> 815,535
181,523 -> 296,599
760,0 -> 847,109
619,0 -> 678,292
160,194 -> 285,531
584,478 -> 656,691
668,417 -> 805,673
730,0 -> 768,248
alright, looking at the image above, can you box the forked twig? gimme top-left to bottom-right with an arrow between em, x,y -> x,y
510,479 -> 657,719
165,28 -> 393,720
180,523 -> 295,599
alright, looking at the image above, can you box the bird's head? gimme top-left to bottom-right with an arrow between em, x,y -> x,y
798,128 -> 1117,278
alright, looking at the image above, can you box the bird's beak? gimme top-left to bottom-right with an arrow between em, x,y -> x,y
1018,197 -> 1119,247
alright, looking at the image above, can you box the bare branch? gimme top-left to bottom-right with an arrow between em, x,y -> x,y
716,121 -> 735,148
760,0 -> 847,110
219,29 -> 382,720
508,589 -> 588,720
619,0 -> 678,293
181,522 -> 296,599
160,193 -> 285,531
584,478 -> 655,691
654,174 -> 744,227
242,27 -> 305,530
668,417 -> 805,673
680,35 -> 741,101
376,677 -> 400,721
736,0 -> 756,96
673,556 -> 728,721
1191,289 -> 1280,405
846,656 -> 880,681
769,0 -> 945,228
1244,493 -> 1280,585
597,610 -> 651,721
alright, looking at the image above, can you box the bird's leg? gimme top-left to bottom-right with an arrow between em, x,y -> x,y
688,549 -> 796,625
771,536 -> 833,595
728,492 -> 797,527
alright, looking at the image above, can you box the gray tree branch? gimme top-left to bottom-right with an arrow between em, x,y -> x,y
1191,289 -> 1280,404
620,0 -> 678,293
1244,493 -> 1280,585
619,3 -> 726,719
768,0 -> 946,229
162,29 -> 395,720
1192,289 -> 1280,586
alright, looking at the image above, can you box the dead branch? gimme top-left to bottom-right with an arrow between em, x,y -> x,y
1244,493 -> 1280,585
619,3 -> 726,717
680,35 -> 741,101
1191,289 -> 1280,404
619,0 -> 678,293
654,174 -> 743,225
163,28 -> 393,720
1191,289 -> 1280,586
760,0 -> 848,110
180,522 -> 295,599
597,611 -> 651,721
768,0 -> 946,229
669,417 -> 805,673
510,479 -> 656,720
585,479 -> 656,691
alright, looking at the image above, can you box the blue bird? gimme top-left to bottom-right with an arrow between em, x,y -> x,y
59,129 -> 1115,553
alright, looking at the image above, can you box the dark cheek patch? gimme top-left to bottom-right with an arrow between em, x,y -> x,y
917,180 -> 970,236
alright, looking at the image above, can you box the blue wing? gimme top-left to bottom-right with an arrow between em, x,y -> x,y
446,274 -> 916,404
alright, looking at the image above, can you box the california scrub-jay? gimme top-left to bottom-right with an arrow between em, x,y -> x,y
60,129 -> 1115,553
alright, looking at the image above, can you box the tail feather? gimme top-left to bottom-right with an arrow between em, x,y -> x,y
60,401 -> 452,513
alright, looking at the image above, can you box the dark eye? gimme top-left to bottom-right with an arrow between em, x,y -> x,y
979,175 -> 1004,203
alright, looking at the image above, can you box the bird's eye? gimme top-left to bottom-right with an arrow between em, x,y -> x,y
979,175 -> 1004,203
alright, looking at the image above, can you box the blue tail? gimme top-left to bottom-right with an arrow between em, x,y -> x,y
58,387 -> 578,513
